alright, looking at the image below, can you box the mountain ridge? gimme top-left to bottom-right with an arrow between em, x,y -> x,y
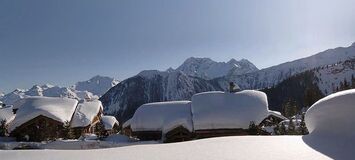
0,75 -> 118,105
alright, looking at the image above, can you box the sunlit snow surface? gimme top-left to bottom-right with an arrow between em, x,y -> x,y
2,89 -> 355,160
1,136 -> 332,160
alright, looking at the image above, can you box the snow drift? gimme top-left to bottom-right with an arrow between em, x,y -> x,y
191,90 -> 269,130
305,89 -> 355,138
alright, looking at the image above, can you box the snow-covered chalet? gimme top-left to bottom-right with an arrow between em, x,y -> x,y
123,90 -> 287,142
5,97 -> 117,141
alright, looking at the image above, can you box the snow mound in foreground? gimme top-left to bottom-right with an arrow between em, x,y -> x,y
191,90 -> 269,130
305,89 -> 355,138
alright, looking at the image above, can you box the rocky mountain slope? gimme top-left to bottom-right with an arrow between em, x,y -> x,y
227,43 -> 355,89
262,58 -> 355,113
100,43 -> 355,123
175,57 -> 258,79
100,70 -> 225,122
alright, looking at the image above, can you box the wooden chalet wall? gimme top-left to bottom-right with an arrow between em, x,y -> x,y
194,128 -> 249,139
10,115 -> 65,142
164,126 -> 192,143
132,131 -> 162,141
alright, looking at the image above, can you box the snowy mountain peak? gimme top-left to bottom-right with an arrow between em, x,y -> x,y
73,75 -> 119,96
176,57 -> 258,79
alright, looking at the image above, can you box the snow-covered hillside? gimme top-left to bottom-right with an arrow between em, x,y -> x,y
315,59 -> 355,95
228,43 -> 355,89
176,57 -> 258,79
100,70 -> 224,122
0,76 -> 118,105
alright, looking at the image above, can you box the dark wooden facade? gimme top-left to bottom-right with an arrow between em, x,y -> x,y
194,128 -> 249,139
132,130 -> 162,141
122,125 -> 132,137
260,115 -> 286,127
10,115 -> 65,142
164,126 -> 192,143
103,123 -> 119,136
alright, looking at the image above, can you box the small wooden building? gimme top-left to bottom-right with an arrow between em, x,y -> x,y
70,100 -> 103,138
260,110 -> 288,127
122,119 -> 132,137
9,97 -> 78,141
164,126 -> 192,143
100,115 -> 119,136
191,91 -> 270,139
127,101 -> 193,142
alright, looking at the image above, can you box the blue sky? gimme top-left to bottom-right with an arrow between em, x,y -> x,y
1,0 -> 355,93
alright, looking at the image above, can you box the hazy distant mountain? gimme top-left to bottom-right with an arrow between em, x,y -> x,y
0,75 -> 118,105
100,70 -> 225,122
73,75 -> 119,96
175,57 -> 258,79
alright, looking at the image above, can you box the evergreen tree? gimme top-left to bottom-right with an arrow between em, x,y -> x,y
343,78 -> 350,90
95,121 -> 106,138
283,99 -> 298,118
279,123 -> 286,135
0,119 -> 7,137
248,121 -> 257,135
273,124 -> 280,135
287,119 -> 296,135
339,81 -> 344,91
62,121 -> 74,139
300,113 -> 309,135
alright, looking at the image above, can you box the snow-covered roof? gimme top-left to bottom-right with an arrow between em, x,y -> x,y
268,110 -> 288,120
306,89 -> 355,138
130,101 -> 193,134
101,116 -> 119,130
0,106 -> 15,124
191,90 -> 269,130
71,100 -> 103,128
8,97 -> 78,132
122,118 -> 132,128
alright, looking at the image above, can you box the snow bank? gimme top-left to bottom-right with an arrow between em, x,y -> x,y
103,134 -> 136,143
71,100 -> 103,128
305,89 -> 355,138
0,106 -> 15,124
8,97 -> 78,132
191,90 -> 269,130
101,116 -> 119,130
130,101 -> 193,133
1,136 -> 331,159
